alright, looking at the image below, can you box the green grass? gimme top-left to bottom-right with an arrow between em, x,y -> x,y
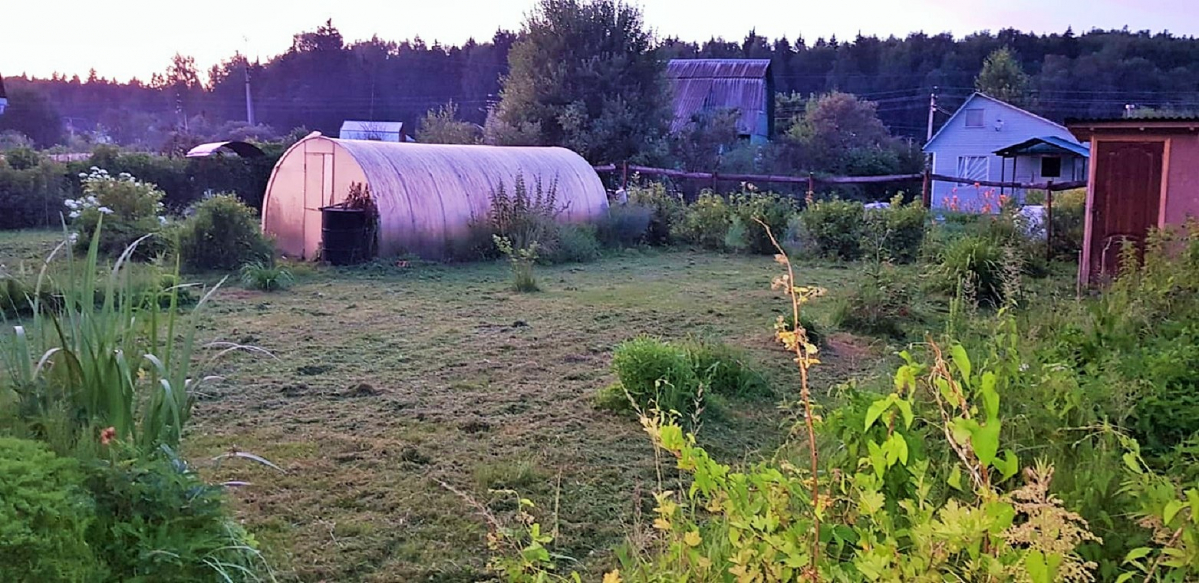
4,231 -> 891,581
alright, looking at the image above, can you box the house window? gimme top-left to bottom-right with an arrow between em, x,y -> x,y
956,156 -> 989,182
964,109 -> 985,128
1041,157 -> 1062,178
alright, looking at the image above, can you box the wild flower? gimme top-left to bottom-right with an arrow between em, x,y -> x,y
100,426 -> 116,445
97,206 -> 113,215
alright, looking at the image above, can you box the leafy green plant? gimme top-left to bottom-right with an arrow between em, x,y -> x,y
68,166 -> 168,259
495,235 -> 540,293
801,198 -> 865,260
674,192 -> 732,250
0,437 -> 101,583
240,261 -> 294,292
86,449 -> 272,582
176,193 -> 272,272
489,174 -> 561,253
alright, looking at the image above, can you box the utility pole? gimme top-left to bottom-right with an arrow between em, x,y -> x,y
926,86 -> 938,143
244,56 -> 256,126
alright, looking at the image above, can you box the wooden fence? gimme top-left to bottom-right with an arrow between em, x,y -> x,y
594,162 -> 1088,261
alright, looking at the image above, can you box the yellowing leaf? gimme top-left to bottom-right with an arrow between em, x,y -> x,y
652,517 -> 671,531
603,570 -> 623,583
684,530 -> 702,547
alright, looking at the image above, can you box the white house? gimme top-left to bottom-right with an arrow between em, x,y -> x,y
338,120 -> 413,142
924,92 -> 1088,212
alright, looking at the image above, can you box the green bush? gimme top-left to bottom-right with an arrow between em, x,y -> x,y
862,195 -> 927,263
834,266 -> 915,339
609,337 -> 699,416
801,198 -> 865,260
86,452 -> 269,582
626,183 -> 685,245
0,155 -> 69,229
176,194 -> 272,271
727,192 -> 797,255
0,438 -> 101,583
543,223 -> 600,264
674,192 -> 732,250
596,204 -> 652,248
69,167 -> 169,258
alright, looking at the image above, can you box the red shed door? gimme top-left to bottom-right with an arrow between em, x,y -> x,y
1089,140 -> 1164,279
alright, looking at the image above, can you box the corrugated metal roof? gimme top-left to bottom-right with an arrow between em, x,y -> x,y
994,136 -> 1090,158
666,59 -> 771,136
666,59 -> 771,79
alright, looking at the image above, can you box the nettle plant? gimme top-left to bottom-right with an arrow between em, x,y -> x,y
67,167 -> 168,257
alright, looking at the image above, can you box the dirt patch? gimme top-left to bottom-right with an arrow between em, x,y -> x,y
339,383 -> 383,398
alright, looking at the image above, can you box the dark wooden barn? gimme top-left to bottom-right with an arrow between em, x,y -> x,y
665,59 -> 774,144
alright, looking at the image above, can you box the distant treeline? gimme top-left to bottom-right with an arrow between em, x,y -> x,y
4,22 -> 1199,149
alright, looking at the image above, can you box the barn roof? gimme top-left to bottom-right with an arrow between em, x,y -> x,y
666,59 -> 772,136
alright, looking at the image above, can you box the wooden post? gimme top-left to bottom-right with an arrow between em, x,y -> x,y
711,171 -> 718,192
1046,181 -> 1055,263
807,172 -> 815,205
621,161 -> 628,190
921,160 -> 931,207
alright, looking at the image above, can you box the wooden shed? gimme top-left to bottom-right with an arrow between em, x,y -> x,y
261,133 -> 608,260
1067,117 -> 1199,282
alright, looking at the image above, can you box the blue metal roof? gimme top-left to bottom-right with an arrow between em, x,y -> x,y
994,135 -> 1090,158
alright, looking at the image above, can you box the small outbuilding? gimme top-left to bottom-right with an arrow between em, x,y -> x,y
339,120 -> 413,143
261,133 -> 608,260
1067,117 -> 1199,282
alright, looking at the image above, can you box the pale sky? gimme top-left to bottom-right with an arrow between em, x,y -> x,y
3,0 -> 1194,82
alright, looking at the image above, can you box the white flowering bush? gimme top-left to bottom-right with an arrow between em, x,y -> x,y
68,167 -> 169,257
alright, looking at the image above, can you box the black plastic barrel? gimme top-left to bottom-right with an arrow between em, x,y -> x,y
321,207 -> 370,265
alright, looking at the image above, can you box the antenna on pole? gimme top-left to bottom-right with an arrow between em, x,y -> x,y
242,36 -> 256,126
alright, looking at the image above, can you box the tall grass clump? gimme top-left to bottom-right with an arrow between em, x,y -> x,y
240,261 -> 294,292
604,336 -> 698,416
0,223 -> 232,454
495,235 -> 540,292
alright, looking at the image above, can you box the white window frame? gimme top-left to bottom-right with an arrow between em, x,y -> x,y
956,155 -> 990,182
964,108 -> 985,128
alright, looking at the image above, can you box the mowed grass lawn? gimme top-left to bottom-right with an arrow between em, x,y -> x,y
3,231 -> 888,581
